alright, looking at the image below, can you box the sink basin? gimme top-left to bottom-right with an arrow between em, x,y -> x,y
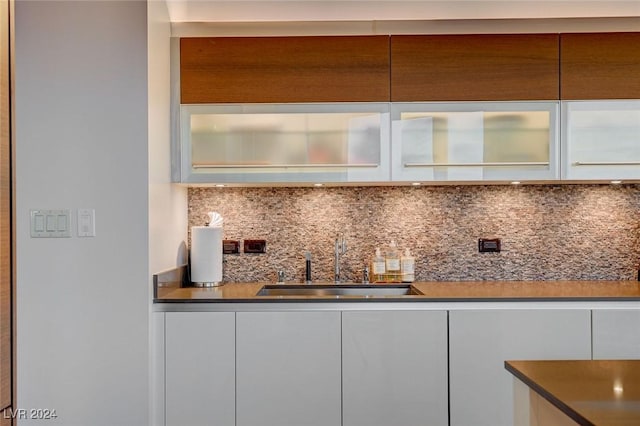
256,284 -> 423,297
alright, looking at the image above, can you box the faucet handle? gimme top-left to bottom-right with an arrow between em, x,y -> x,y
336,233 -> 347,253
362,265 -> 370,284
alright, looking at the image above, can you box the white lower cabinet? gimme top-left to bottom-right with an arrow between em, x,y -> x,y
342,310 -> 448,426
592,309 -> 640,359
448,309 -> 591,426
236,311 -> 342,426
165,312 -> 235,426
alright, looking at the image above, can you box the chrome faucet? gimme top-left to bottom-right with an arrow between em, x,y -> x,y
334,234 -> 347,283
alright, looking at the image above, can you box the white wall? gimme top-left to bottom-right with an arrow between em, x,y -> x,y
147,0 -> 188,424
15,1 -> 150,424
149,0 -> 187,276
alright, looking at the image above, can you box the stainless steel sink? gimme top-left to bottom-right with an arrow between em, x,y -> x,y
256,284 -> 423,297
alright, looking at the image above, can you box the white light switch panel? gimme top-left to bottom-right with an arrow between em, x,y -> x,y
77,208 -> 96,237
30,209 -> 71,238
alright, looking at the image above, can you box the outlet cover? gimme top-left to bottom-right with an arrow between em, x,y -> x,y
77,209 -> 96,237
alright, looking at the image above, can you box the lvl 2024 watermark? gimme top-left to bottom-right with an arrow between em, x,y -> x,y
3,408 -> 58,420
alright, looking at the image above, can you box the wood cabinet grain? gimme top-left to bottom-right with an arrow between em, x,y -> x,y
560,32 -> 640,99
391,34 -> 560,101
0,0 -> 11,413
180,36 -> 390,103
0,411 -> 10,426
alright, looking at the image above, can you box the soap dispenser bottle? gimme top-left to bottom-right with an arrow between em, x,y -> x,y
385,240 -> 401,283
401,248 -> 415,283
371,248 -> 386,283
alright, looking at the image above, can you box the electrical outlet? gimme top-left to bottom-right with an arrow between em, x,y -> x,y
223,240 -> 240,254
244,239 -> 266,254
478,238 -> 501,253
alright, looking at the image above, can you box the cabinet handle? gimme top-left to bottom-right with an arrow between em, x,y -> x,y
573,161 -> 640,166
404,162 -> 549,167
193,163 -> 379,169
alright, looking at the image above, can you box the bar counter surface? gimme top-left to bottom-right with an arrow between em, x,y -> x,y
506,360 -> 640,426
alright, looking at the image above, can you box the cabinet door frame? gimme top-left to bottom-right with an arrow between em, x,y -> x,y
561,100 -> 640,181
177,102 -> 391,184
391,101 -> 560,182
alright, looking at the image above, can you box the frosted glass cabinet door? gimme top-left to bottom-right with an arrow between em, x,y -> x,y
448,309 -> 591,426
391,102 -> 559,182
165,312 -> 235,426
342,310 -> 448,426
562,101 -> 640,180
178,103 -> 390,184
236,311 -> 342,426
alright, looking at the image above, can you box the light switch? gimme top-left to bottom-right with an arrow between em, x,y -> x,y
30,209 -> 71,238
77,208 -> 95,237
34,214 -> 45,232
57,215 -> 67,231
46,215 -> 56,231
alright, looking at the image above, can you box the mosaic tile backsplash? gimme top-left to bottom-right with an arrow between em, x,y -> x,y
188,185 -> 640,283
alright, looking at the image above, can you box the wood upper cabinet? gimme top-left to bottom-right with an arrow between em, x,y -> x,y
180,36 -> 390,104
391,34 -> 560,101
560,32 -> 640,100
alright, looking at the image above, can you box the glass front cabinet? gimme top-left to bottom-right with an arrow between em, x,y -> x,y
175,101 -> 640,185
562,101 -> 640,181
390,102 -> 560,182
176,103 -> 390,184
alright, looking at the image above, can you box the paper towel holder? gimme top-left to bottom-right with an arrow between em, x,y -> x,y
190,217 -> 224,288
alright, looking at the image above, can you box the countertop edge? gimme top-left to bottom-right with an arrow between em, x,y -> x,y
505,361 -> 594,426
154,296 -> 640,303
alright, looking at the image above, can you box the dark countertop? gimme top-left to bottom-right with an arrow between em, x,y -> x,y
506,360 -> 640,426
154,280 -> 640,303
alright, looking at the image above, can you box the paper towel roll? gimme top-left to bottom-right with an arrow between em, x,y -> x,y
191,226 -> 223,286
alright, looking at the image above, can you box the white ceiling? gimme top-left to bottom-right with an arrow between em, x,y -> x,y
165,0 -> 640,23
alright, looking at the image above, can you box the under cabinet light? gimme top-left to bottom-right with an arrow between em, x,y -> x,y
511,181 -> 521,185
313,183 -> 323,187
411,182 -> 421,186
611,180 -> 622,185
